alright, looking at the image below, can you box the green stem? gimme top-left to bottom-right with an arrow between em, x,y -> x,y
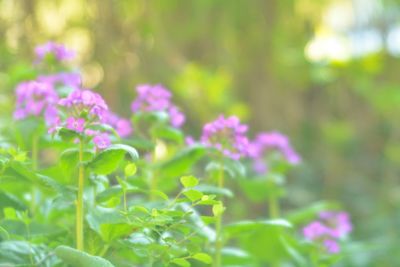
99,244 -> 110,257
123,188 -> 128,214
150,171 -> 157,201
25,222 -> 34,265
30,135 -> 39,213
150,142 -> 158,201
76,140 -> 85,251
214,164 -> 224,267
32,135 -> 38,170
268,194 -> 280,219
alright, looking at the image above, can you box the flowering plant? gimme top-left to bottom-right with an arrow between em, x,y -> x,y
0,42 -> 355,267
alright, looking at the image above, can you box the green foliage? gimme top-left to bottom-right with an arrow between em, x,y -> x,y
55,245 -> 115,267
88,144 -> 139,175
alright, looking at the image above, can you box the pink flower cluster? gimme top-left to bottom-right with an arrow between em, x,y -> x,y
13,81 -> 59,125
53,89 -> 112,149
35,42 -> 75,63
249,131 -> 301,174
201,115 -> 250,160
302,211 -> 352,254
103,112 -> 133,138
130,84 -> 185,128
37,72 -> 81,90
58,89 -> 109,121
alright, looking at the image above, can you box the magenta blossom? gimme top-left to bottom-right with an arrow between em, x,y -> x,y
66,117 -> 85,133
51,89 -> 112,150
35,42 -> 75,63
201,115 -> 250,160
249,131 -> 301,175
302,221 -> 331,240
302,210 -> 352,254
323,239 -> 340,254
130,84 -> 185,128
37,72 -> 81,90
103,111 -> 133,138
14,80 -> 59,125
58,89 -> 108,121
319,211 -> 352,238
93,133 -> 111,150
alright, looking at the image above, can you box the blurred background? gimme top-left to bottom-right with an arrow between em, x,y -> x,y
0,0 -> 399,266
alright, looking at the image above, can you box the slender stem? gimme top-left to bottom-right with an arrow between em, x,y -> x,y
214,164 -> 224,267
76,140 -> 85,251
123,188 -> 128,213
268,194 -> 280,219
30,135 -> 39,213
25,222 -> 34,265
150,170 -> 157,201
99,244 -> 110,257
32,135 -> 38,170
268,182 -> 280,267
150,142 -> 157,201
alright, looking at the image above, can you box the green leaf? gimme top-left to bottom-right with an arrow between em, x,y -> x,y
0,240 -> 40,264
0,225 -> 10,240
86,207 -> 132,242
180,175 -> 199,188
149,190 -> 169,200
171,258 -> 191,267
280,236 -> 308,267
96,187 -> 123,203
88,144 -> 139,175
124,163 -> 137,177
286,201 -> 338,225
0,190 -> 26,210
60,148 -> 94,173
152,125 -> 184,143
6,161 -> 73,195
159,145 -> 206,178
192,252 -> 212,264
183,189 -> 203,202
57,127 -> 81,142
225,219 -> 292,236
55,245 -> 115,267
196,184 -> 234,198
133,111 -> 169,125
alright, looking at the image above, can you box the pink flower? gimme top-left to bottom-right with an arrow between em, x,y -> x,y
58,89 -> 108,120
319,211 -> 352,238
34,42 -> 75,63
93,133 -> 111,150
13,80 -> 59,125
130,84 -> 185,128
303,221 -> 331,240
103,112 -> 133,138
302,210 -> 353,254
201,115 -> 250,160
249,131 -> 301,174
66,117 -> 85,133
323,239 -> 340,254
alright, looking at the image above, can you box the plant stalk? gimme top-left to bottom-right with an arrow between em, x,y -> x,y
30,135 -> 39,213
268,194 -> 280,219
214,164 -> 225,267
76,140 -> 85,251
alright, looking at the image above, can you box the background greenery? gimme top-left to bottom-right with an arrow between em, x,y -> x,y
0,0 -> 399,266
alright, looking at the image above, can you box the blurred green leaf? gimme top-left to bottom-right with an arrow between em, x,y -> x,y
55,245 -> 115,267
